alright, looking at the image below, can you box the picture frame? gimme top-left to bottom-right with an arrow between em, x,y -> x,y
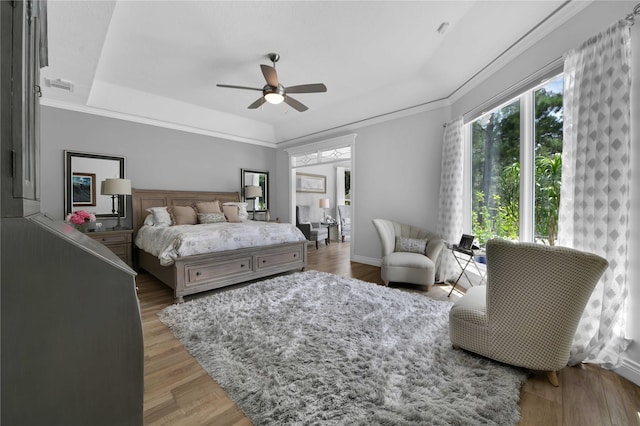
458,234 -> 475,250
72,172 -> 96,206
296,173 -> 326,193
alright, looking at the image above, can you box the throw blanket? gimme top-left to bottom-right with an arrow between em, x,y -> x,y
135,221 -> 306,266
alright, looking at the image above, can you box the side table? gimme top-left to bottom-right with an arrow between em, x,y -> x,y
321,222 -> 339,243
447,243 -> 486,297
87,229 -> 133,267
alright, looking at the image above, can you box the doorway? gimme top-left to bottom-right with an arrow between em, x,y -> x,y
286,134 -> 356,256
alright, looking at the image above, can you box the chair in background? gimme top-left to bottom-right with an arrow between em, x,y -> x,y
296,205 -> 329,249
449,239 -> 608,386
372,219 -> 445,290
337,205 -> 351,242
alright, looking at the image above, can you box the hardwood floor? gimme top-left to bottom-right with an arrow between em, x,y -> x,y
138,241 -> 640,425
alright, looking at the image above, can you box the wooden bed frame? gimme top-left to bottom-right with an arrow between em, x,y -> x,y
132,188 -> 307,302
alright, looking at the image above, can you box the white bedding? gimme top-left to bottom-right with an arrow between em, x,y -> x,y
135,221 -> 307,266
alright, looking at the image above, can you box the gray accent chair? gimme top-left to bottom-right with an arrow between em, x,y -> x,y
372,219 -> 445,290
337,205 -> 351,242
449,239 -> 608,386
296,205 -> 329,249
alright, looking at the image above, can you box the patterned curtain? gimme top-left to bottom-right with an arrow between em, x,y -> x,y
436,117 -> 465,282
559,20 -> 632,368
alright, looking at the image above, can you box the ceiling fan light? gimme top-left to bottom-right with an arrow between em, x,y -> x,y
264,92 -> 284,104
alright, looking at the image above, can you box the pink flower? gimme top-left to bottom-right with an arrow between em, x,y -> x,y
65,210 -> 96,225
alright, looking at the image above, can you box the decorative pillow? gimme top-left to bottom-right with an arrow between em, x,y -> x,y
223,202 -> 249,221
145,206 -> 172,227
193,201 -> 222,214
197,212 -> 227,224
168,205 -> 197,225
395,237 -> 429,255
222,205 -> 242,223
143,214 -> 155,226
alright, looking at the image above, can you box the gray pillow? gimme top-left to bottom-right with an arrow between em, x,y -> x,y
197,212 -> 227,224
395,237 -> 428,255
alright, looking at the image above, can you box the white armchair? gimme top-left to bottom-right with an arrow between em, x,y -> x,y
449,239 -> 608,386
372,219 -> 445,290
337,205 -> 351,242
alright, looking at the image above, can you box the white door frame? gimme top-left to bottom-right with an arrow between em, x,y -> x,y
286,134 -> 357,257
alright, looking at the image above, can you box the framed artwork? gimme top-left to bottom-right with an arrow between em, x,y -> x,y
296,173 -> 326,193
72,172 -> 96,206
458,234 -> 475,250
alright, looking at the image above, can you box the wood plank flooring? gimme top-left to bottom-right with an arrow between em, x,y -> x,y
138,241 -> 640,425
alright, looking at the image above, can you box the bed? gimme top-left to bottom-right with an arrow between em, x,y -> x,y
132,188 -> 308,302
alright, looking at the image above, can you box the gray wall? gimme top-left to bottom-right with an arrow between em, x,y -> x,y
277,107 -> 447,265
40,107 -> 277,227
450,1 -> 639,385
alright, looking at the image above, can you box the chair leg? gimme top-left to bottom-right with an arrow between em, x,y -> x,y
546,371 -> 559,387
315,240 -> 319,249
342,236 -> 345,242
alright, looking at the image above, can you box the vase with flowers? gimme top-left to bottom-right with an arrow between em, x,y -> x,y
65,210 -> 96,233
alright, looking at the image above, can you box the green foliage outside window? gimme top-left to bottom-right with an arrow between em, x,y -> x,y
472,81 -> 563,246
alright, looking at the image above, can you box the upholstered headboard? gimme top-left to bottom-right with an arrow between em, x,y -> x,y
131,188 -> 241,234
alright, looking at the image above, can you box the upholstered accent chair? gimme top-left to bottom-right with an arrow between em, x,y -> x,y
296,205 -> 329,249
449,239 -> 608,386
372,219 -> 445,290
337,205 -> 351,242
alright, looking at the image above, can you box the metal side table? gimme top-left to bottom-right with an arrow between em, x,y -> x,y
447,244 -> 486,297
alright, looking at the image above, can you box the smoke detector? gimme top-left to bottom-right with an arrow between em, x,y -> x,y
44,77 -> 74,92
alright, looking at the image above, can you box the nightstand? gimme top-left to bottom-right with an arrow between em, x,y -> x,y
88,229 -> 133,267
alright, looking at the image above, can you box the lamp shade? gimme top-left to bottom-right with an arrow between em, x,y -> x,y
101,178 -> 132,195
245,185 -> 262,199
319,198 -> 330,209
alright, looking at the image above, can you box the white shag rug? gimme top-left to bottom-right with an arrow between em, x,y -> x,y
159,271 -> 527,425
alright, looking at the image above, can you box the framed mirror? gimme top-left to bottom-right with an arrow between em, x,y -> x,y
64,151 -> 126,218
241,169 -> 269,213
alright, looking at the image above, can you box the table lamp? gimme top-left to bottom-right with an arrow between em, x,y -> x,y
101,178 -> 132,230
245,185 -> 263,220
319,198 -> 330,222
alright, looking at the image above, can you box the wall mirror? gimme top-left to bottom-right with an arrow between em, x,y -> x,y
241,169 -> 269,213
64,151 -> 126,218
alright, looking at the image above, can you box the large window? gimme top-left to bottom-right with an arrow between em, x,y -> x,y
470,76 -> 563,245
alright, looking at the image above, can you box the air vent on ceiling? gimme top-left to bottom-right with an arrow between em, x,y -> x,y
44,77 -> 74,92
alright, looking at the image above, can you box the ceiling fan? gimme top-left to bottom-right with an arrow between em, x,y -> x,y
217,53 -> 327,112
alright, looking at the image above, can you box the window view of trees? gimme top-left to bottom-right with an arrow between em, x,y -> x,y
471,77 -> 563,245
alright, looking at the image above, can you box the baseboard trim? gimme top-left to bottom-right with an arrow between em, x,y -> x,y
615,356 -> 640,386
351,255 -> 381,267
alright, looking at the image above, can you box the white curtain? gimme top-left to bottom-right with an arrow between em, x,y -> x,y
436,117 -> 465,282
560,20 -> 632,367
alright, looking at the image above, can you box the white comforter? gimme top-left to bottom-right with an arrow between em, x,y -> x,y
135,221 -> 307,266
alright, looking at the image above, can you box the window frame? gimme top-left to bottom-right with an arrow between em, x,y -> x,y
463,71 -> 563,244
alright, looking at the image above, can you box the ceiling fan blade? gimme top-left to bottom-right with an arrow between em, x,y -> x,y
248,97 -> 267,109
285,83 -> 327,94
284,96 -> 308,112
217,84 -> 263,92
260,64 -> 279,87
